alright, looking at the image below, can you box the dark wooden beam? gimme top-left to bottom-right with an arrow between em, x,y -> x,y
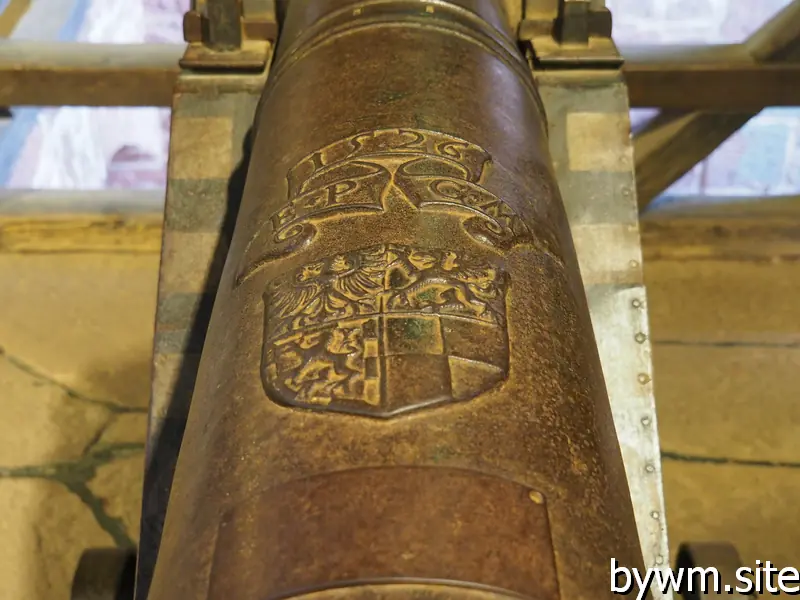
0,41 -> 181,107
0,0 -> 31,37
633,0 -> 800,211
0,37 -> 799,110
623,46 -> 800,110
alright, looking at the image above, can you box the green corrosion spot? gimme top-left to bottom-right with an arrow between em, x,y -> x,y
416,289 -> 437,304
404,318 -> 433,340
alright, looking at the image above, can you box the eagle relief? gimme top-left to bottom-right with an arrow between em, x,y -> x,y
262,244 -> 509,417
236,128 -> 531,285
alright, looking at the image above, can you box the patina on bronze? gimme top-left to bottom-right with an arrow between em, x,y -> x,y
147,1 -> 647,598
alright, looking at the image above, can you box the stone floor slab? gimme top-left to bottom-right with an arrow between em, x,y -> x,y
96,412 -> 149,450
0,353 -> 109,468
88,454 -> 145,544
0,253 -> 159,409
662,459 -> 800,570
645,259 -> 800,345
2,212 -> 800,595
0,478 -> 113,600
653,344 -> 800,463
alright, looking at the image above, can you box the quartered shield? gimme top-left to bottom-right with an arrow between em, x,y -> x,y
261,244 -> 509,417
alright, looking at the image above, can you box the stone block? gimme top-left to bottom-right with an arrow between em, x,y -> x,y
97,413 -> 149,449
0,254 -> 159,410
663,460 -> 800,570
645,259 -> 800,344
0,354 -> 109,468
654,344 -> 800,463
0,479 -> 112,600
89,455 -> 146,543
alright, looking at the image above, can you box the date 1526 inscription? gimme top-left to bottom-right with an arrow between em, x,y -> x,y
262,244 -> 509,418
237,128 -> 531,285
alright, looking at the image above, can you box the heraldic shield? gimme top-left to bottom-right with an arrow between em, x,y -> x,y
261,244 -> 510,417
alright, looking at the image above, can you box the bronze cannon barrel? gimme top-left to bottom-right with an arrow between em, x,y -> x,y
148,1 -> 646,598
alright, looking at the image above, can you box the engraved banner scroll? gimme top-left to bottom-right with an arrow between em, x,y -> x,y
236,128 -> 532,285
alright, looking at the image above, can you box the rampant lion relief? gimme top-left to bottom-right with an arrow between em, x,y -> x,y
236,128 -> 531,285
262,244 -> 509,417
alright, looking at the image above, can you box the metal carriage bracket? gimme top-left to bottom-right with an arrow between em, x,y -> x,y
518,0 -> 623,69
180,0 -> 278,71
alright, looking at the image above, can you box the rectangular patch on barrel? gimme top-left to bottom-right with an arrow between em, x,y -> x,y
208,467 -> 559,600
